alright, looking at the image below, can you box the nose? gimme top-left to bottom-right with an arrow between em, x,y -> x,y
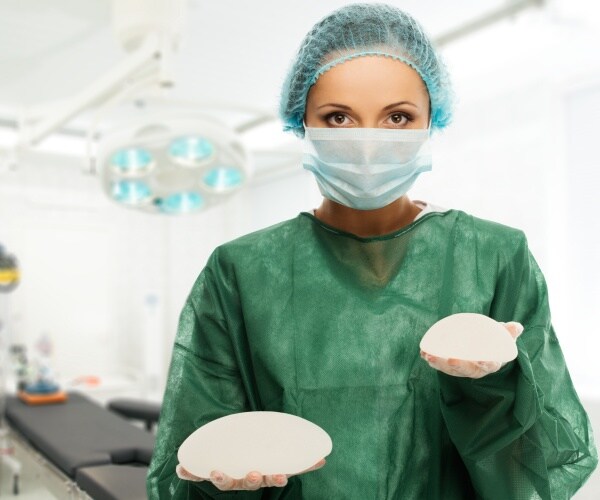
355,118 -> 380,128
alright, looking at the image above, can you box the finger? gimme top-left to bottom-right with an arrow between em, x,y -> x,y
286,458 -> 328,481
420,350 -> 430,359
446,359 -> 474,377
465,360 -> 501,379
427,358 -> 456,375
431,355 -> 504,378
176,464 -> 206,482
440,358 -> 477,378
424,354 -> 445,368
424,354 -> 470,377
264,474 -> 288,487
423,353 -> 439,364
477,360 -> 502,373
501,321 -> 524,340
299,458 -> 326,474
446,358 -> 473,377
210,470 -> 235,491
425,357 -> 442,370
242,471 -> 263,490
462,360 -> 495,378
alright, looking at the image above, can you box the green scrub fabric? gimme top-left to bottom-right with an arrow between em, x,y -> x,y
147,209 -> 597,499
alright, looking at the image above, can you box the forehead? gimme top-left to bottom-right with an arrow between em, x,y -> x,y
307,56 -> 428,106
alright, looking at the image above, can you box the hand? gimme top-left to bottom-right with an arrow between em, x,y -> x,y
175,458 -> 326,490
420,321 -> 524,379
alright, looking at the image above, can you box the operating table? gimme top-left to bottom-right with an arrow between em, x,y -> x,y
3,392 -> 160,499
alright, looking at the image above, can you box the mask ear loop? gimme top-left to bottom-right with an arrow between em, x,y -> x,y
302,119 -> 310,137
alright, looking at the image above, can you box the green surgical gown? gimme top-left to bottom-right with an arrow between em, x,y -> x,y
147,209 -> 597,499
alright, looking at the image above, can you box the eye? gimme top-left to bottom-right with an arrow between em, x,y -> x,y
324,112 -> 351,126
388,113 -> 411,127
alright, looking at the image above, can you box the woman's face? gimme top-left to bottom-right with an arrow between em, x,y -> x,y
304,56 -> 430,130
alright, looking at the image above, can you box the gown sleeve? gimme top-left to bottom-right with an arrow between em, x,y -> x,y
146,250 -> 264,499
437,231 -> 598,499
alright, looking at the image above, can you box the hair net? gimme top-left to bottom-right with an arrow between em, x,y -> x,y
278,3 -> 455,137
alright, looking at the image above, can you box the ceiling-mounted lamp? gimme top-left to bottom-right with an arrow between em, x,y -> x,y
10,0 -> 259,215
96,114 -> 251,214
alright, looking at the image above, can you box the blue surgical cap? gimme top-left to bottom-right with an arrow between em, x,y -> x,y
278,3 -> 455,137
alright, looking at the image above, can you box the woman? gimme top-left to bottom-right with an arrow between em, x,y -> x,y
147,3 -> 597,498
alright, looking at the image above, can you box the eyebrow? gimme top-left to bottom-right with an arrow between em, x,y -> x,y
317,101 -> 418,110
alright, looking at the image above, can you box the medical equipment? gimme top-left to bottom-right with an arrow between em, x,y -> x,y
0,248 -> 157,499
0,246 -> 19,293
16,333 -> 69,405
419,313 -> 519,363
177,411 -> 332,480
11,0 -> 265,215
4,392 -> 159,499
420,318 -> 524,378
0,245 -> 21,494
9,345 -> 28,392
95,112 -> 251,214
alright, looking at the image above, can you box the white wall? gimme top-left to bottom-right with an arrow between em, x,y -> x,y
0,158 -> 155,397
0,151 -> 320,401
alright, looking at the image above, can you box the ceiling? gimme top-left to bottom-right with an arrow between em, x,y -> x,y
0,0 -> 511,115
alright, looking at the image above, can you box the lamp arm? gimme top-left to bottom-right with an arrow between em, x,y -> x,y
19,34 -> 164,148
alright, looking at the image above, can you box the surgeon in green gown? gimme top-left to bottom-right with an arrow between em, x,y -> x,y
147,3 -> 598,499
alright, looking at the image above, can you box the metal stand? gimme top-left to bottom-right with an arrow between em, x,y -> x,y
0,293 -> 22,495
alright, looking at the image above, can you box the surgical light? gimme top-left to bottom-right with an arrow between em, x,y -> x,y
9,0 -> 259,216
111,180 -> 153,205
110,147 -> 154,175
97,114 -> 251,214
169,136 -> 214,166
159,192 -> 204,214
203,166 -> 244,191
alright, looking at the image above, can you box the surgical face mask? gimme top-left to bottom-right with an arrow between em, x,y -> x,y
302,125 -> 432,210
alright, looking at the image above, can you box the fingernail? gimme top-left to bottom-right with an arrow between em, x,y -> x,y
249,473 -> 261,483
211,472 -> 224,483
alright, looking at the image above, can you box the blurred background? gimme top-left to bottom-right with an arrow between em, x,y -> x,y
0,0 -> 598,497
